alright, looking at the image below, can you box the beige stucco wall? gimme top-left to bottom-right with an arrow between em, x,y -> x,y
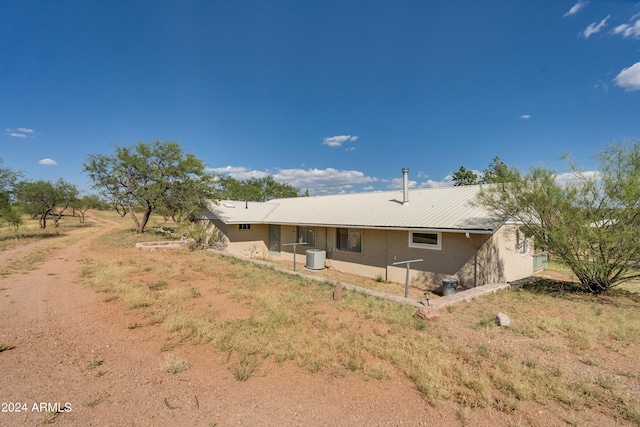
279,227 -> 494,290
207,220 -> 534,291
203,219 -> 270,258
480,224 -> 534,283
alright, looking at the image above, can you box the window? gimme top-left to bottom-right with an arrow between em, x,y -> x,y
297,226 -> 316,247
516,230 -> 530,255
409,231 -> 441,250
336,228 -> 362,253
238,224 -> 251,230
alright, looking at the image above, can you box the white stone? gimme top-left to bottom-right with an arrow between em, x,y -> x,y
496,312 -> 511,327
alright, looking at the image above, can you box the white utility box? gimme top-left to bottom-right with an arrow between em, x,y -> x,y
305,249 -> 326,270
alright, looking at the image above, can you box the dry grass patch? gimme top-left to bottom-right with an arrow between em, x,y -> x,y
86,356 -> 104,369
126,321 -> 142,329
81,258 -> 154,309
0,214 -> 92,251
83,393 -> 105,408
0,342 -> 15,352
90,220 -> 178,250
164,313 -> 216,344
0,229 -> 90,276
0,231 -> 58,252
163,354 -> 189,374
229,352 -> 261,381
39,411 -> 60,425
80,227 -> 640,424
147,279 -> 168,291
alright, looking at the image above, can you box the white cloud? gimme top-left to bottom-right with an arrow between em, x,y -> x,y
209,165 -> 250,174
614,62 -> 640,91
612,19 -> 640,38
389,171 -> 454,189
5,127 -> 36,138
420,179 -> 454,189
345,147 -> 356,152
554,171 -> 600,186
322,135 -> 359,147
207,165 -> 268,180
594,80 -> 609,92
387,177 -> 418,190
274,168 -> 376,195
38,158 -> 57,166
564,1 -> 588,17
582,15 -> 610,38
520,114 -> 531,119
209,166 -> 377,195
209,166 -> 470,194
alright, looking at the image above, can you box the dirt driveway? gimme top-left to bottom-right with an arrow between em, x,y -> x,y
0,218 -> 457,427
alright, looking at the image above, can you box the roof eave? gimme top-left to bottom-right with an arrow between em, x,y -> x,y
236,221 -> 496,234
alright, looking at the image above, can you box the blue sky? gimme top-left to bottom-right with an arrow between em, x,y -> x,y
2,1 -> 640,195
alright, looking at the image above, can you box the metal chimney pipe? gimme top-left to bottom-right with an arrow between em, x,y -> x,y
402,168 -> 409,204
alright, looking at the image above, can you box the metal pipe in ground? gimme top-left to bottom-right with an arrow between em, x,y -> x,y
281,242 -> 307,271
392,258 -> 423,298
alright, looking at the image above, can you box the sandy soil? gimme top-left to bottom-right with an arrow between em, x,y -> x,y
0,216 -> 459,427
0,215 -> 635,426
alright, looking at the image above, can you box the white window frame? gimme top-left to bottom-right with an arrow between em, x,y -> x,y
408,231 -> 442,250
238,224 -> 251,231
516,230 -> 530,256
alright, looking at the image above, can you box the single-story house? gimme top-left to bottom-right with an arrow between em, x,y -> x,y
200,170 -> 539,291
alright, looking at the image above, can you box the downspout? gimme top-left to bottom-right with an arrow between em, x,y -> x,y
385,231 -> 389,281
466,232 -> 480,287
325,227 -> 329,258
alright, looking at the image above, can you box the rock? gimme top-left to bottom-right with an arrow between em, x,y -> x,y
414,307 -> 440,322
333,282 -> 343,301
496,312 -> 511,327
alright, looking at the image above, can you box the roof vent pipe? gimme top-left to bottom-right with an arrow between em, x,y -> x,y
402,168 -> 409,204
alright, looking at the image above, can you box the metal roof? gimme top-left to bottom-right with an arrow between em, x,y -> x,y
203,200 -> 279,224
205,185 -> 502,233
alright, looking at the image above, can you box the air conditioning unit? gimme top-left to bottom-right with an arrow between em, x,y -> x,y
305,249 -> 326,270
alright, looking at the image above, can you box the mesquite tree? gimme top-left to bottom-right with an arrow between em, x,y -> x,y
72,194 -> 105,223
14,179 -> 78,229
215,175 -> 300,201
0,158 -> 23,229
476,141 -> 640,294
83,140 -> 216,233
